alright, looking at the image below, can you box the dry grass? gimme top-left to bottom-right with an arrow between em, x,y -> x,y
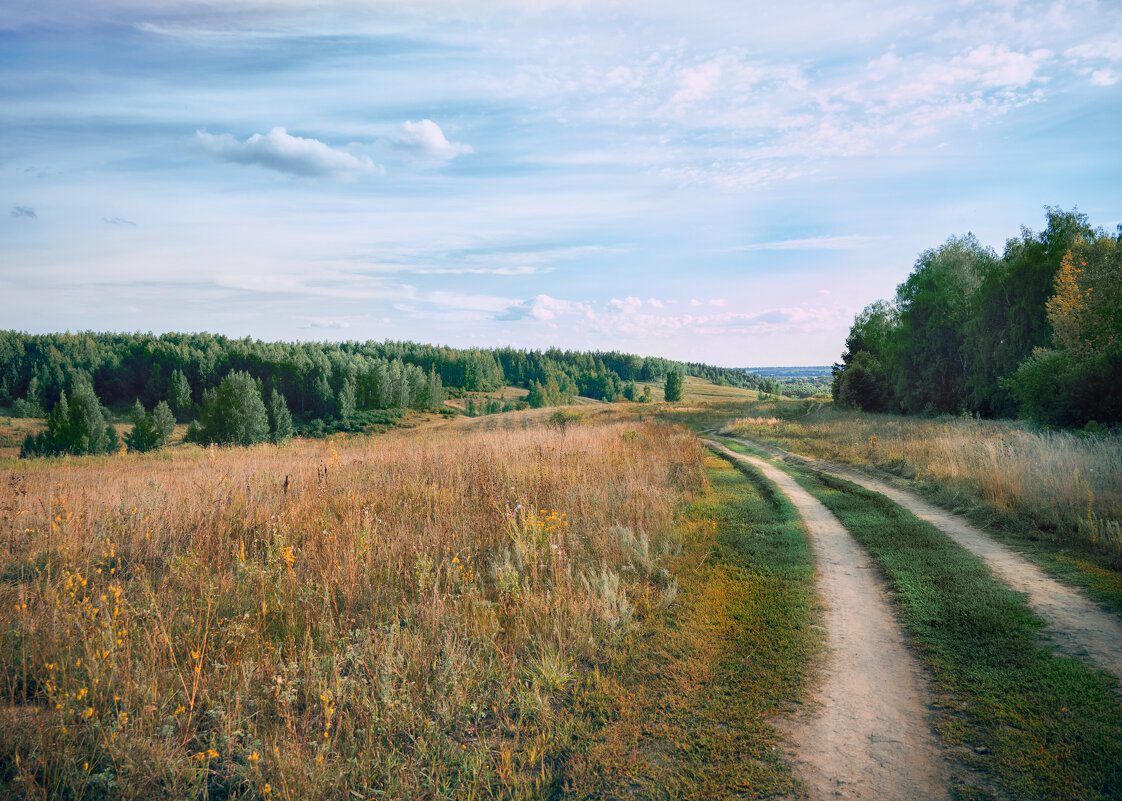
0,419 -> 704,800
721,406 -> 1122,556
639,375 -> 757,405
0,416 -> 46,460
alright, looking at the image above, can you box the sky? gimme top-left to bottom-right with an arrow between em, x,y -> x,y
2,0 -> 1119,367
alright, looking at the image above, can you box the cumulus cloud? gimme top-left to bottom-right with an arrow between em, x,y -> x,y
496,294 -> 592,322
609,296 -> 642,312
1091,69 -> 1118,86
11,205 -> 36,218
951,44 -> 1051,89
194,128 -> 382,178
103,216 -> 137,226
672,59 -> 723,104
393,120 -> 473,161
306,318 -> 350,329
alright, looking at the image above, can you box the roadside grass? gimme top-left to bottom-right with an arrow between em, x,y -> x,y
714,438 -> 1122,801
719,403 -> 1122,613
561,451 -> 822,798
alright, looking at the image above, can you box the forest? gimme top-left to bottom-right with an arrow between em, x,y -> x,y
0,332 -> 774,455
831,208 -> 1121,427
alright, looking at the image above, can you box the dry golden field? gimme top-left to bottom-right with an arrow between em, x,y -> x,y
0,419 -> 704,799
722,405 -> 1122,556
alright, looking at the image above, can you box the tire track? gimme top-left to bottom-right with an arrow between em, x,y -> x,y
727,435 -> 1122,682
705,440 -> 951,801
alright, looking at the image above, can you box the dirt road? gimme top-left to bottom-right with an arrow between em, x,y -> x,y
705,440 -> 951,801
728,435 -> 1122,682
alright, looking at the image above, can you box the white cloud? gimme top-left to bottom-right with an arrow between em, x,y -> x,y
672,59 -> 723,104
194,128 -> 382,178
728,234 -> 880,251
953,44 -> 1051,89
394,120 -> 473,161
497,294 -> 592,322
1091,69 -> 1118,86
609,296 -> 642,312
1065,38 -> 1122,62
866,50 -> 901,80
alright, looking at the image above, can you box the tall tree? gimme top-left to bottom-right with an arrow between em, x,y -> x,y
267,389 -> 294,443
188,370 -> 270,446
20,382 -> 118,458
891,234 -> 995,414
168,369 -> 193,421
1012,234 -> 1122,426
664,368 -> 684,402
965,208 -> 1094,416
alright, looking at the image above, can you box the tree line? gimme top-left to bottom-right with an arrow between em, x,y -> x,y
2,332 -> 758,456
832,208 -> 1121,427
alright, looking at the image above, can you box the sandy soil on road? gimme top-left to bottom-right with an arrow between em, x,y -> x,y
730,435 -> 1122,683
706,440 -> 951,801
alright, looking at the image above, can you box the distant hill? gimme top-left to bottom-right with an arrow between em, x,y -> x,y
743,366 -> 833,379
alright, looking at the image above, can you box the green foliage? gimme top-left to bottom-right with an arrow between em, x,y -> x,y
189,370 -> 270,446
20,382 -> 118,458
167,368 -> 193,421
664,368 -> 684,402
967,208 -> 1094,416
1012,233 -> 1122,426
125,400 -> 160,452
10,397 -> 42,418
338,377 -> 356,423
0,331 -> 777,440
833,207 -> 1113,426
125,399 -> 175,452
548,408 -> 583,431
832,350 -> 890,411
266,389 -> 294,443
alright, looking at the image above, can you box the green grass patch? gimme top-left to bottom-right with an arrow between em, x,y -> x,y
722,442 -> 1122,801
900,475 -> 1122,614
560,452 -> 823,798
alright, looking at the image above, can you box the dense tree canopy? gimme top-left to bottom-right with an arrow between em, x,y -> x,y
0,332 -> 773,431
833,208 -> 1120,427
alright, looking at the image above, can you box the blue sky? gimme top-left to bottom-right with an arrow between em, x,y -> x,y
2,0 -> 1119,366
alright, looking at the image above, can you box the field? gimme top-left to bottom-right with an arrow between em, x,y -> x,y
2,389 -> 1121,800
0,419 -> 711,799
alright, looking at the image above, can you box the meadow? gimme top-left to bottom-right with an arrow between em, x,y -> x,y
719,401 -> 1122,561
0,416 -> 704,799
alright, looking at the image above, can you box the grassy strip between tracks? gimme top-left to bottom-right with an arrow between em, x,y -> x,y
713,436 -> 1122,801
560,451 -> 822,799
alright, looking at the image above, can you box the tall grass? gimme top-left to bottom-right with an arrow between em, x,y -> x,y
0,419 -> 703,799
721,406 -> 1122,556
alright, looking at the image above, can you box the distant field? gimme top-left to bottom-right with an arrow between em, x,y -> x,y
640,375 -> 758,404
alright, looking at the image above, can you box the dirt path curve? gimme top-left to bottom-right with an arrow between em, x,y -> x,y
727,435 -> 1122,682
705,440 -> 951,801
